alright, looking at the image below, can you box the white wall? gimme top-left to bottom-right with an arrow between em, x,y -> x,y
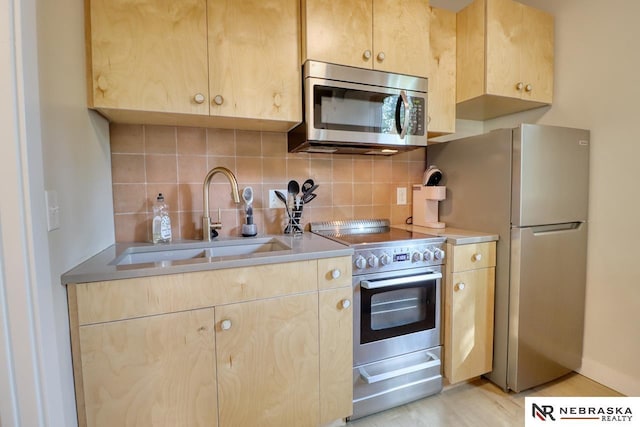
0,0 -> 114,425
35,0 -> 115,423
477,0 -> 640,396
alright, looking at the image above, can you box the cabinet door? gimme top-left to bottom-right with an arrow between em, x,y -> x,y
373,0 -> 430,77
303,0 -> 373,69
520,5 -> 553,103
215,293 -> 320,427
79,309 -> 217,427
319,287 -> 353,424
208,0 -> 301,124
427,6 -> 456,135
445,267 -> 495,384
485,0 -> 523,99
88,0 -> 209,115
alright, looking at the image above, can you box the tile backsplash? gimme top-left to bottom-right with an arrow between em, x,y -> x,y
110,124 -> 426,242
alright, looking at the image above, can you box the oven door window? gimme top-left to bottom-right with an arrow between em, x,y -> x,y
313,85 -> 425,136
360,281 -> 436,344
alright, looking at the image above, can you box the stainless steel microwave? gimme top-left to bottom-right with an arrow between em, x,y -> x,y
288,61 -> 428,155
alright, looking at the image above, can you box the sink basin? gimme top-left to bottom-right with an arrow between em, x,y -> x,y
112,237 -> 292,266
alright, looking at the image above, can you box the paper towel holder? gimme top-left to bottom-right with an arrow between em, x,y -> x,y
412,185 -> 446,229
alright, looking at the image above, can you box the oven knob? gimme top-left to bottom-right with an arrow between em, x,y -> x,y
367,254 -> 379,268
412,252 -> 422,262
380,253 -> 391,266
423,249 -> 434,262
434,248 -> 445,261
354,255 -> 367,270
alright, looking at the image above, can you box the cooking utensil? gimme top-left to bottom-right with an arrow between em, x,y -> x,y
301,179 -> 314,195
274,190 -> 288,206
302,193 -> 317,204
304,183 -> 319,196
287,180 -> 300,200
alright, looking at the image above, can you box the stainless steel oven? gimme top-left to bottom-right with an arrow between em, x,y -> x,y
310,219 -> 446,420
355,268 -> 441,365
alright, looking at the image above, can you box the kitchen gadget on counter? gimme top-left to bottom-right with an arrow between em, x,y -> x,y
412,166 -> 446,228
241,186 -> 257,237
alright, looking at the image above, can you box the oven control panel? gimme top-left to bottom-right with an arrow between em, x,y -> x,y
353,242 -> 445,273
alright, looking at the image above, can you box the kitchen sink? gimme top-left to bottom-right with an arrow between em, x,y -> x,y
111,237 -> 292,266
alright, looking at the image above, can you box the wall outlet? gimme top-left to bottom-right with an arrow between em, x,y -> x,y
268,189 -> 287,208
397,187 -> 407,205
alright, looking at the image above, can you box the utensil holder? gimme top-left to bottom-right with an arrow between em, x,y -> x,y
284,202 -> 304,236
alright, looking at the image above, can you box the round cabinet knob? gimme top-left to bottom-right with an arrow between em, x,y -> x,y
472,253 -> 482,262
331,269 -> 341,279
193,93 -> 205,104
377,52 -> 386,62
525,84 -> 533,92
457,282 -> 466,291
516,82 -> 524,91
380,253 -> 391,266
354,255 -> 367,270
423,250 -> 433,262
341,299 -> 351,310
220,319 -> 232,330
97,75 -> 108,91
434,248 -> 445,261
213,95 -> 224,105
363,49 -> 372,60
412,252 -> 422,263
367,255 -> 379,268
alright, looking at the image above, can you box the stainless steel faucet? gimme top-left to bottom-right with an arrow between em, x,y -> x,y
202,166 -> 240,241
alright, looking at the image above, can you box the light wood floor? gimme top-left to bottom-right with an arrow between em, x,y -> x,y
348,373 -> 622,427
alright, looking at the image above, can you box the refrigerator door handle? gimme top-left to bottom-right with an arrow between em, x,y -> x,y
530,222 -> 583,235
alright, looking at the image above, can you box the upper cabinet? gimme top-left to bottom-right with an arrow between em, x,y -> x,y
427,6 -> 456,136
86,0 -> 301,131
302,0 -> 430,78
456,0 -> 554,120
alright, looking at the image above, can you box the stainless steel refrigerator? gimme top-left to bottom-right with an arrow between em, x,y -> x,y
427,124 -> 589,392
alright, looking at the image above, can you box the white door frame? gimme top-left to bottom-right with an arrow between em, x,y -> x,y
0,0 -> 46,425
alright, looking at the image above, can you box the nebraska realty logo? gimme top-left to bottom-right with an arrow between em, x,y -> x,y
525,397 -> 640,426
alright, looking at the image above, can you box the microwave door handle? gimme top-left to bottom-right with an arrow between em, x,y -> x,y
361,272 -> 442,290
394,90 -> 411,139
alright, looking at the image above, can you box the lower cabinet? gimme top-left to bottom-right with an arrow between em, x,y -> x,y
68,257 -> 353,427
444,242 -> 496,384
215,293 -> 320,427
79,309 -> 218,427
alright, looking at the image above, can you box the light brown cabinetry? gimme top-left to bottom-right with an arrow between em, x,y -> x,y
444,241 -> 496,384
78,309 -> 217,427
68,257 -> 353,427
456,0 -> 554,120
215,294 -> 319,427
427,6 -> 456,136
318,273 -> 353,424
302,0 -> 430,77
86,0 -> 300,131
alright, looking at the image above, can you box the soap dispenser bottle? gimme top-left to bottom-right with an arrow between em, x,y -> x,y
152,193 -> 172,243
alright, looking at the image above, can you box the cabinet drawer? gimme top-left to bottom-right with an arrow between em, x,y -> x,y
318,257 -> 352,290
449,242 -> 496,272
73,260 -> 317,325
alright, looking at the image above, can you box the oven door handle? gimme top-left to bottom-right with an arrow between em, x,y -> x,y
359,354 -> 441,384
360,272 -> 442,290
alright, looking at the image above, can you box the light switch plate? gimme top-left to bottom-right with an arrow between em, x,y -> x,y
45,190 -> 60,231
